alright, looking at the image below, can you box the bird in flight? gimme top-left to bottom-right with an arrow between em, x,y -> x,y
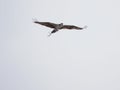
34,20 -> 87,36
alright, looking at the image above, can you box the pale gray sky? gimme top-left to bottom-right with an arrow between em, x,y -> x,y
0,0 -> 120,90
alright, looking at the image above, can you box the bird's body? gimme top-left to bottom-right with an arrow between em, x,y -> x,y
34,21 -> 87,36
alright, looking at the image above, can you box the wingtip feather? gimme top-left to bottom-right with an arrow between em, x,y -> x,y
83,25 -> 88,29
32,18 -> 38,23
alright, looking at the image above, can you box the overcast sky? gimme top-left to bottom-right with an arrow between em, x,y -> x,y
0,0 -> 120,90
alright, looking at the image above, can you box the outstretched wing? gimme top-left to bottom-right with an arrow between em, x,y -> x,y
34,21 -> 57,28
61,25 -> 84,30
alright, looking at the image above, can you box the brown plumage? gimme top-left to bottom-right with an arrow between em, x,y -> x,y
34,20 -> 87,36
34,21 -> 57,29
61,25 -> 83,30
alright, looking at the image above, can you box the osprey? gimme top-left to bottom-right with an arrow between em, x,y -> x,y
34,20 -> 87,36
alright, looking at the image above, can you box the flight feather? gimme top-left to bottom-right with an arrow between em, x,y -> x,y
34,21 -> 57,28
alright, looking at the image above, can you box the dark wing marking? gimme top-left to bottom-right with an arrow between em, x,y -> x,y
34,21 -> 57,28
61,25 -> 84,30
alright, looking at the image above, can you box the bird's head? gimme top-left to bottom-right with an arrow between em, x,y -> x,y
59,23 -> 63,28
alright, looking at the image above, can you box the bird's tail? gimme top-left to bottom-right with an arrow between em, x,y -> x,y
48,32 -> 52,37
